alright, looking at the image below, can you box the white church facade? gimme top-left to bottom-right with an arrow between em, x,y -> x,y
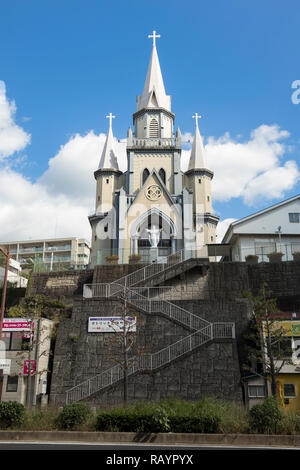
89,32 -> 219,266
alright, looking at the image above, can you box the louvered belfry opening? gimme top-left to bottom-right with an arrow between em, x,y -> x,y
149,118 -> 159,138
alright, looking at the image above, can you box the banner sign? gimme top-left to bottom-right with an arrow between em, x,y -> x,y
266,321 -> 300,337
23,360 -> 36,376
88,317 -> 136,333
0,359 -> 11,374
3,318 -> 33,332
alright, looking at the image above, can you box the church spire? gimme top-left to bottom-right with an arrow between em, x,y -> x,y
98,113 -> 119,171
136,30 -> 171,112
188,113 -> 206,170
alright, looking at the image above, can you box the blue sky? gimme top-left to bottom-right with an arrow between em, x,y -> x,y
0,0 -> 299,241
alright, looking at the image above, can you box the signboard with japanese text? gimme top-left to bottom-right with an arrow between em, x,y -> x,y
23,360 -> 36,376
0,359 -> 11,374
88,316 -> 136,333
3,318 -> 33,332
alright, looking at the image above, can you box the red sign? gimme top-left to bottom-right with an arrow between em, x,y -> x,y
23,360 -> 36,376
3,318 -> 33,331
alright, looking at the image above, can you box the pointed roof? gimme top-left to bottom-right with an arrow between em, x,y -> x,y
98,115 -> 119,171
137,33 -> 171,112
188,116 -> 206,170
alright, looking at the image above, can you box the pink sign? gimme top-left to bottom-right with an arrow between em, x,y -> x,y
23,360 -> 36,376
3,318 -> 33,331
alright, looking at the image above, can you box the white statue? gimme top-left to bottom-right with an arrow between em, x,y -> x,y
146,225 -> 162,248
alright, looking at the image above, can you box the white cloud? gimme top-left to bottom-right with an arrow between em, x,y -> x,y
0,81 -> 31,160
182,124 -> 300,206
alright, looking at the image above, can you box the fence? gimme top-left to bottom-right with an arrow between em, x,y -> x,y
233,242 -> 300,263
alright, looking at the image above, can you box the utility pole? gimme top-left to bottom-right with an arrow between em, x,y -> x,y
0,245 -> 10,402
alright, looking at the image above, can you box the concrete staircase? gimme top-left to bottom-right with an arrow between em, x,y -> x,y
66,250 -> 235,404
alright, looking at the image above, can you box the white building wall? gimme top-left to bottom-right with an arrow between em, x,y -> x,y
233,199 -> 300,236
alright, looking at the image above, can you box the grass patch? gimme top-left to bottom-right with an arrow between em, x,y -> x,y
0,398 -> 299,434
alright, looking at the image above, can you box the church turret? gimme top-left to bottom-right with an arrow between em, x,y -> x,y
89,113 -> 123,266
188,113 -> 205,170
185,114 -> 219,245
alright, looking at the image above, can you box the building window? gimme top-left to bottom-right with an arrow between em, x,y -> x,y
6,376 -> 18,393
2,332 -> 27,351
198,178 -> 201,184
159,168 -> 166,184
142,168 -> 150,184
106,179 -> 109,184
284,383 -> 296,398
248,385 -> 266,398
149,118 -> 159,138
289,213 -> 300,223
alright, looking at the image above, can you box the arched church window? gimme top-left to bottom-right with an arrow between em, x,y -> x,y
142,168 -> 150,184
159,168 -> 166,184
149,118 -> 159,138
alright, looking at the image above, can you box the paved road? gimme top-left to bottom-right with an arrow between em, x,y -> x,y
0,442 -> 297,451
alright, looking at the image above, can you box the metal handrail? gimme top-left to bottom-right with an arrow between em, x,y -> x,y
83,283 -> 210,331
66,324 -> 221,403
109,249 -> 188,289
66,249 -> 235,404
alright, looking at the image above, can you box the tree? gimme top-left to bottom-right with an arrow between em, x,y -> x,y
104,288 -> 144,407
243,284 -> 292,401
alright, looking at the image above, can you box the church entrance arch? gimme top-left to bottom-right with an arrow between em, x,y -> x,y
131,208 -> 176,263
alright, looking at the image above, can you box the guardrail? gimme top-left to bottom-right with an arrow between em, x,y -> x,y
66,322 -> 235,404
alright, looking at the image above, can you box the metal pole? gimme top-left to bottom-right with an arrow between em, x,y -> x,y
0,245 -> 10,402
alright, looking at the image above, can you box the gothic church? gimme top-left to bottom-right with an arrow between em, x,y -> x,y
89,31 -> 219,266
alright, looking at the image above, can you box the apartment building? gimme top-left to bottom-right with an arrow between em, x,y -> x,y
0,258 -> 28,288
0,317 -> 53,406
0,237 -> 91,272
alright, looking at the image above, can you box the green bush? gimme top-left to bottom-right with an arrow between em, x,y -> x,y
168,399 -> 222,433
0,401 -> 26,429
249,397 -> 283,434
96,399 -> 222,434
57,403 -> 92,430
96,404 -> 170,433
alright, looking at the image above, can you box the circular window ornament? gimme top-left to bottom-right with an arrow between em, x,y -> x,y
146,184 -> 162,201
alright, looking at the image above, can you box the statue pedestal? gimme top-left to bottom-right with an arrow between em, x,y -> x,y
149,247 -> 159,263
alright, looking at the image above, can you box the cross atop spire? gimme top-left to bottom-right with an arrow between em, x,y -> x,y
106,112 -> 115,128
192,113 -> 202,127
98,113 -> 119,171
137,30 -> 171,112
148,30 -> 161,47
